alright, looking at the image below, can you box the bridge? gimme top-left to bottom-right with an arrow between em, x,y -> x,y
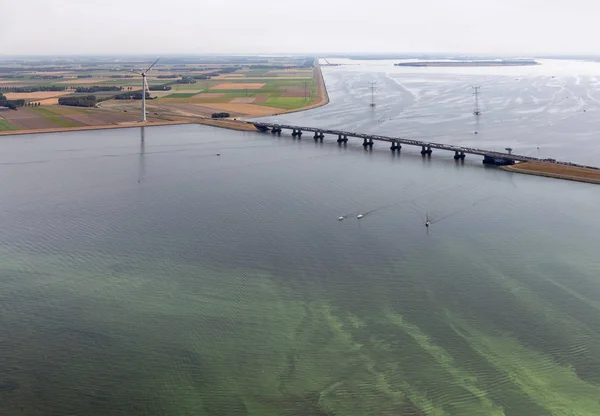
252,122 -> 599,169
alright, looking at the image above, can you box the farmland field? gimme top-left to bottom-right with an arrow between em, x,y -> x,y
30,107 -> 80,127
164,93 -> 198,99
0,118 -> 18,131
0,56 -> 326,130
4,91 -> 72,100
264,97 -> 310,109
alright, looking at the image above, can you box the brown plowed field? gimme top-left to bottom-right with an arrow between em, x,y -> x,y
281,86 -> 307,97
0,108 -> 60,129
203,103 -> 283,116
4,91 -> 72,100
38,98 -> 60,105
61,112 -> 139,126
230,97 -> 256,103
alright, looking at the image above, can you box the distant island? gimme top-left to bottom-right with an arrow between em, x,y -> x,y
395,59 -> 540,67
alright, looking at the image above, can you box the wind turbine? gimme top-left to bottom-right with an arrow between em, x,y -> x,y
131,58 -> 160,122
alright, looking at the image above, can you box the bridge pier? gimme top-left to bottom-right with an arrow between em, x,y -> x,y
390,141 -> 402,151
292,129 -> 299,137
454,151 -> 466,160
337,134 -> 348,144
271,126 -> 282,134
421,145 -> 432,156
314,132 -> 324,142
363,138 -> 374,148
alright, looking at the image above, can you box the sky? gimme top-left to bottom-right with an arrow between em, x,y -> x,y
2,0 -> 599,56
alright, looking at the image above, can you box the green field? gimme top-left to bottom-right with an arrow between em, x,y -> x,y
170,84 -> 207,91
264,97 -> 310,109
156,76 -> 319,111
163,93 -> 199,99
30,107 -> 79,128
0,118 -> 18,131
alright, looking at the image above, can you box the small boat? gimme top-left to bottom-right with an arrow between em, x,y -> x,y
216,153 -> 221,156
357,214 -> 364,219
338,216 -> 344,221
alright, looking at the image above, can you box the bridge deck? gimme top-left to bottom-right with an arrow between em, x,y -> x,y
252,122 -> 598,171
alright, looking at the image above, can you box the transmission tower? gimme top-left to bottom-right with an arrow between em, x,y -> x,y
472,86 -> 481,116
369,82 -> 377,107
302,80 -> 310,101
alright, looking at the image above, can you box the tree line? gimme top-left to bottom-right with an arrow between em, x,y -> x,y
114,91 -> 152,100
31,75 -> 64,79
0,86 -> 67,92
74,86 -> 122,93
148,84 -> 172,91
58,95 -> 97,107
0,93 -> 25,109
175,76 -> 196,84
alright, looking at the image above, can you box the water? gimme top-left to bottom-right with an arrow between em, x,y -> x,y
1,64 -> 600,415
260,58 -> 600,165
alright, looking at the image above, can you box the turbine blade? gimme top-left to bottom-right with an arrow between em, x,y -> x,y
145,57 -> 160,73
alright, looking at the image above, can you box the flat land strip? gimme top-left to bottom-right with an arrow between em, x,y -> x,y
211,83 -> 265,90
4,91 -> 72,100
0,57 -> 328,131
503,162 -> 600,184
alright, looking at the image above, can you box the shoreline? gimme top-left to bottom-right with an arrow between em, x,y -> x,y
275,64 -> 330,115
0,65 -> 330,137
0,120 -> 192,137
502,162 -> 600,185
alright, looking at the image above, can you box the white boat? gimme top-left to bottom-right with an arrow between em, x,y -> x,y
338,216 -> 344,221
357,214 -> 364,219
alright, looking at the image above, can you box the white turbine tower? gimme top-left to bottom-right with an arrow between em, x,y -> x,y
132,58 -> 160,122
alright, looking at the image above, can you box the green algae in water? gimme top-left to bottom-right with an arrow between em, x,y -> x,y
2,245 -> 600,416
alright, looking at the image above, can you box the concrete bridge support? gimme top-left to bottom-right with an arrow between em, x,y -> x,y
314,132 -> 324,142
363,138 -> 374,148
337,135 -> 349,144
421,145 -> 432,156
390,141 -> 402,151
454,151 -> 466,160
271,126 -> 282,134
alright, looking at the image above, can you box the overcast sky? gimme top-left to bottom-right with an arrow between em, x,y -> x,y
2,0 -> 598,56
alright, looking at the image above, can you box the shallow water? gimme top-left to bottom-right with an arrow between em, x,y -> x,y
1,62 -> 600,415
260,58 -> 600,165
